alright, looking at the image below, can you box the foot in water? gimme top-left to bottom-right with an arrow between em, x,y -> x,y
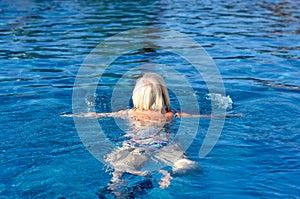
172,159 -> 201,175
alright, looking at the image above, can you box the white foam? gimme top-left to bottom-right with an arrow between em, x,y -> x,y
206,93 -> 233,110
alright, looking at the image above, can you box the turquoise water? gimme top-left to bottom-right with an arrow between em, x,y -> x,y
1,0 -> 300,198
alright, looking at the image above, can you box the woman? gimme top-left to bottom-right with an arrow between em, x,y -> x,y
63,73 -> 240,197
99,73 -> 200,193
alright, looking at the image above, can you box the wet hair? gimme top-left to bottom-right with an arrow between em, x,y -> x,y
132,73 -> 171,113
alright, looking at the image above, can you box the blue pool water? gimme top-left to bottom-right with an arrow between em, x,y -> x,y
1,0 -> 300,198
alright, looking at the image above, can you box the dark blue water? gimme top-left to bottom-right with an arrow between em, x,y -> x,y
1,0 -> 299,198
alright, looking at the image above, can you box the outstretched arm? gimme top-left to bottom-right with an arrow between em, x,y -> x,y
176,112 -> 243,118
61,110 -> 129,118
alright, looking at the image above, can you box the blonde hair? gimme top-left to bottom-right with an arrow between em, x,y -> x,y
132,73 -> 171,113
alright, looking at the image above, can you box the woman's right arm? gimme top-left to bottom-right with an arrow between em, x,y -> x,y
176,112 -> 243,118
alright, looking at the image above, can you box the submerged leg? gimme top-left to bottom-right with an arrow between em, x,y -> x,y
126,175 -> 154,198
103,171 -> 153,199
107,171 -> 125,198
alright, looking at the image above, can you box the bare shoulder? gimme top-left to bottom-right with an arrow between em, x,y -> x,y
164,111 -> 174,120
128,109 -> 135,117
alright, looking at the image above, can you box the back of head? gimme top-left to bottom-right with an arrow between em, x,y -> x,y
132,73 -> 170,113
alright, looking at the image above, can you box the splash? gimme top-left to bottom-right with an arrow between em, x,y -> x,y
206,93 -> 233,110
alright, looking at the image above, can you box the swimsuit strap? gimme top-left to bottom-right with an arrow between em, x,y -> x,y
173,111 -> 180,119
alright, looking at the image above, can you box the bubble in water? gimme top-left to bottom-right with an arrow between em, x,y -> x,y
85,95 -> 96,110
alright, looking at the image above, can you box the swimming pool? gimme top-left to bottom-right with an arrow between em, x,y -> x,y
1,0 -> 299,198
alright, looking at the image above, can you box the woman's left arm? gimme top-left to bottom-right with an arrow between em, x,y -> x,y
61,110 -> 129,118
